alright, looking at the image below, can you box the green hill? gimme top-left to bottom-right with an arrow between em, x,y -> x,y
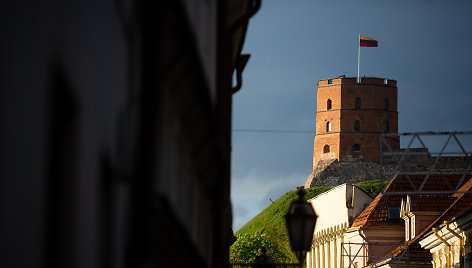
230,180 -> 386,263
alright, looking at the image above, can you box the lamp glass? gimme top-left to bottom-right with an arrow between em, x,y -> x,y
285,190 -> 317,252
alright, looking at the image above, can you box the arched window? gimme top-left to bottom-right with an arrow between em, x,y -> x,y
323,144 -> 330,153
326,122 -> 332,132
355,97 -> 361,109
327,99 -> 332,110
384,121 -> 389,133
354,120 -> 360,131
384,99 -> 389,111
353,144 -> 360,152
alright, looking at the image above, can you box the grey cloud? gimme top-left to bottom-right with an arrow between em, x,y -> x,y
233,203 -> 249,218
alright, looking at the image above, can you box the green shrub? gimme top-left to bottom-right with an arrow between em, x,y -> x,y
230,233 -> 287,264
355,179 -> 387,198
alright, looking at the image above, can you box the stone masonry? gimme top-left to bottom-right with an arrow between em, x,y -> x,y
305,148 -> 471,188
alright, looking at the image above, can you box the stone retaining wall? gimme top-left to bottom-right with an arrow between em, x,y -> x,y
305,150 -> 470,188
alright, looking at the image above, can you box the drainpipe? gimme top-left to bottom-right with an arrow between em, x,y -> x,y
229,0 -> 261,94
358,230 -> 369,266
444,221 -> 465,257
433,228 -> 451,268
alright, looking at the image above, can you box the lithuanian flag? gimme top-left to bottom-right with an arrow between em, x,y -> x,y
360,36 -> 378,47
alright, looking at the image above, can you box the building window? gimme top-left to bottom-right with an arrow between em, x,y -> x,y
384,99 -> 389,111
328,79 -> 333,84
384,79 -> 388,85
384,121 -> 389,133
387,207 -> 401,220
323,145 -> 330,153
352,144 -> 360,152
327,99 -> 332,110
354,120 -> 360,131
355,97 -> 361,109
326,122 -> 331,132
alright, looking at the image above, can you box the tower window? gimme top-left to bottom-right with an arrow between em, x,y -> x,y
328,79 -> 333,84
327,99 -> 332,110
326,122 -> 332,132
352,144 -> 360,152
355,97 -> 361,109
384,121 -> 389,133
354,120 -> 360,131
384,99 -> 389,111
323,145 -> 330,153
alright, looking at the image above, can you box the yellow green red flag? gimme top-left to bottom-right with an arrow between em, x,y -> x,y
360,36 -> 378,47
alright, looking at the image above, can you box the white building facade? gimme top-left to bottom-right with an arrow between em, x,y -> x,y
307,184 -> 373,268
420,209 -> 472,268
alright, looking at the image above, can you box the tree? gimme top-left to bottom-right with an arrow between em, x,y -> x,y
230,233 -> 288,264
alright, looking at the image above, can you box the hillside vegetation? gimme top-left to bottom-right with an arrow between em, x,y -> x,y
230,180 -> 386,263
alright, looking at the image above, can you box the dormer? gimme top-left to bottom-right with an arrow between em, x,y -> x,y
400,198 -> 406,218
400,196 -> 414,240
400,195 -> 453,241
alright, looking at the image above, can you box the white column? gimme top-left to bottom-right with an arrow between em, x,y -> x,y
327,239 -> 331,268
333,235 -> 337,268
322,242 -> 325,268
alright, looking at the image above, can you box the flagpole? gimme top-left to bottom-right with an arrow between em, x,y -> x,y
357,34 -> 361,83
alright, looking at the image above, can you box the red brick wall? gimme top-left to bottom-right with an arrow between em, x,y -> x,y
313,77 -> 399,169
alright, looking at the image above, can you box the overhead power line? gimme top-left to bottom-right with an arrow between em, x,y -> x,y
232,128 -> 314,134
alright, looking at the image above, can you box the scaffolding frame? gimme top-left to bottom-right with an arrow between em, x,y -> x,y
379,131 -> 472,195
341,242 -> 410,268
339,132 -> 472,267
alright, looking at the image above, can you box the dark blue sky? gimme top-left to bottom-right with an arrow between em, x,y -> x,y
230,0 -> 472,231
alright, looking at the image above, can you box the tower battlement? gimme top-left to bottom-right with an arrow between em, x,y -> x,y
318,77 -> 397,87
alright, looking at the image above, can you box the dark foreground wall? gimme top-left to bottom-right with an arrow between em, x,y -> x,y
0,1 -> 257,267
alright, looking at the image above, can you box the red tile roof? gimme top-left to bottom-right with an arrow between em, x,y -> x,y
351,174 -> 467,228
350,175 -> 472,265
351,190 -> 384,227
382,176 -> 472,261
409,195 -> 456,212
386,174 -> 464,192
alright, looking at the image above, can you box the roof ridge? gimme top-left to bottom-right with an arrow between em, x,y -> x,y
383,174 -> 398,193
452,176 -> 472,197
350,191 -> 384,227
307,183 -> 350,201
350,175 -> 398,228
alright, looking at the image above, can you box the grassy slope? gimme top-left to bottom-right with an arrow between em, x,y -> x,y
234,180 -> 386,262
236,186 -> 332,261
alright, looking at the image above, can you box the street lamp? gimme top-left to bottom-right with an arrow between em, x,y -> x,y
285,189 -> 317,268
252,248 -> 276,268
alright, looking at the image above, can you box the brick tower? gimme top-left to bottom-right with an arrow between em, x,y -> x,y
313,77 -> 399,169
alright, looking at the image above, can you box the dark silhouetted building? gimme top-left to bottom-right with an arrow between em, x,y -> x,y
0,1 -> 259,267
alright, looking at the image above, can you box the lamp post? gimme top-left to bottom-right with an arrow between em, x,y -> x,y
252,248 -> 276,268
285,189 -> 317,268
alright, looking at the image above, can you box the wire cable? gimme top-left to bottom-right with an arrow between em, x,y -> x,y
233,129 -> 314,134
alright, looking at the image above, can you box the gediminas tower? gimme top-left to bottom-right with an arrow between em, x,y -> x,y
313,77 -> 400,169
